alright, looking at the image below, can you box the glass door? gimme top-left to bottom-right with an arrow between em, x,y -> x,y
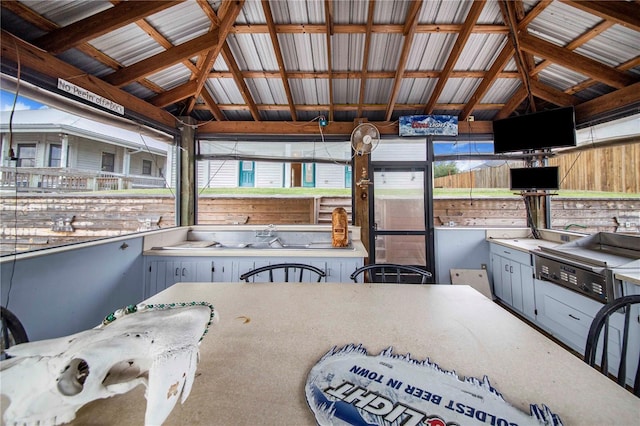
369,163 -> 435,283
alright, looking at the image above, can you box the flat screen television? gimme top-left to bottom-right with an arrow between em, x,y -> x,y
492,106 -> 576,154
510,166 -> 559,190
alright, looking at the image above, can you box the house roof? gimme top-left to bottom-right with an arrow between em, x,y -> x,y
0,108 -> 170,154
1,0 -> 639,138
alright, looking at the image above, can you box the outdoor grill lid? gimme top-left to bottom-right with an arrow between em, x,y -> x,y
539,232 -> 640,268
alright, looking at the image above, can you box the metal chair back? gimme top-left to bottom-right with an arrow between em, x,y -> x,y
1,307 -> 29,360
240,263 -> 326,283
584,294 -> 640,397
350,263 -> 433,284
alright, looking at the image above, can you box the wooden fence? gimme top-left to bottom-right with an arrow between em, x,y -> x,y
434,141 -> 640,193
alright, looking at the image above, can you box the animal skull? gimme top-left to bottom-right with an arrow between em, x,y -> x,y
1,304 -> 217,426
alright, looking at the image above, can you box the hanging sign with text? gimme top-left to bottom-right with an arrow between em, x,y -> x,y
399,115 -> 458,136
57,78 -> 125,115
305,344 -> 563,426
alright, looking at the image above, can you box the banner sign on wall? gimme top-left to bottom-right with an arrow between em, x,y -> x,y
305,344 -> 563,426
399,115 -> 458,136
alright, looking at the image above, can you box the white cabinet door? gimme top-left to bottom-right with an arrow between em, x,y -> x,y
490,253 -> 503,300
500,256 -> 513,305
146,259 -> 214,298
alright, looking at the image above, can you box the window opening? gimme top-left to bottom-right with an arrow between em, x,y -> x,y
17,144 -> 36,167
101,152 -> 115,172
48,144 -> 62,167
142,159 -> 152,175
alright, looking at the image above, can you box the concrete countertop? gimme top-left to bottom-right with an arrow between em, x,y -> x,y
142,224 -> 368,258
143,239 -> 368,258
487,237 -> 560,253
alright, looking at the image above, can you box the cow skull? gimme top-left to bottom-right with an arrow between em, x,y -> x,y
1,303 -> 217,426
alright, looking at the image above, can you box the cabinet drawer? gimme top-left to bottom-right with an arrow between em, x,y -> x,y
535,280 -> 604,355
489,244 -> 531,265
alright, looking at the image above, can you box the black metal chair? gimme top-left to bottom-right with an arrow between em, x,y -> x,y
1,306 -> 29,359
240,263 -> 326,283
584,294 -> 640,397
350,263 -> 433,284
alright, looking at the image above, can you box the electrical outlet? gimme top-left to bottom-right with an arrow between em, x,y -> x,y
466,116 -> 474,122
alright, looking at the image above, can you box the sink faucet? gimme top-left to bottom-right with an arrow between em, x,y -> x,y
256,224 -> 276,238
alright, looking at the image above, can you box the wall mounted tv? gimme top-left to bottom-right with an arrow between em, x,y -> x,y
492,106 -> 576,154
510,166 -> 559,191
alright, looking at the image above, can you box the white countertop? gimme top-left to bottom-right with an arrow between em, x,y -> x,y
615,259 -> 640,285
71,283 -> 639,425
487,237 -> 560,253
143,239 -> 368,258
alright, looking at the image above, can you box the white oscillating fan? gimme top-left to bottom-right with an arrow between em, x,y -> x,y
350,123 -> 380,155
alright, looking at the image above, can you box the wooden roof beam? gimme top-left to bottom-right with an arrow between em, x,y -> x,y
561,0 -> 640,32
0,30 -> 176,128
528,80 -> 581,107
424,0 -> 486,115
221,43 -> 261,121
185,0 -> 244,115
2,0 -> 166,95
200,88 -> 227,121
262,0 -> 297,121
324,0 -> 335,122
460,43 -> 515,120
575,81 -> 640,122
356,0 -> 376,118
519,33 -> 638,89
103,31 -> 219,87
229,23 -> 509,34
499,0 -> 536,112
197,120 -> 492,135
33,1 -> 183,54
384,0 -> 422,121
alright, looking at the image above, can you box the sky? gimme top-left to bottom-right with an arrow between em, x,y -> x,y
0,90 -> 46,111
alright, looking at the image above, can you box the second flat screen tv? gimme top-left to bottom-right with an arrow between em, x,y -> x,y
493,106 -> 576,154
510,166 -> 559,191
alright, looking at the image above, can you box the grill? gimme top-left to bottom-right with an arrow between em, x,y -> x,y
534,232 -> 639,303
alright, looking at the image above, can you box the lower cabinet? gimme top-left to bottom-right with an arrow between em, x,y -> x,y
533,279 -> 601,355
145,259 -> 216,298
144,256 -> 364,297
490,244 -> 535,321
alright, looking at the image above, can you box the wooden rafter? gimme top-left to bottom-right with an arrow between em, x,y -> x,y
208,70 -> 521,79
384,0 -> 422,121
0,30 -> 176,128
325,0 -> 335,122
33,1 -> 183,54
184,0 -> 242,115
229,23 -> 509,34
221,43 -> 261,121
356,0 -> 376,119
1,0 -> 165,94
459,43 -> 515,120
424,0 -> 486,115
499,0 -> 536,112
519,33 -> 637,89
262,0 -> 297,121
561,0 -> 640,32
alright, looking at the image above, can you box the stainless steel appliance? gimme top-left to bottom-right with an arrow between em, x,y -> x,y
534,232 -> 639,303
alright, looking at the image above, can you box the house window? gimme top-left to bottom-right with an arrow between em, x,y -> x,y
142,159 -> 152,175
49,144 -> 62,167
17,144 -> 36,167
101,152 -> 115,172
